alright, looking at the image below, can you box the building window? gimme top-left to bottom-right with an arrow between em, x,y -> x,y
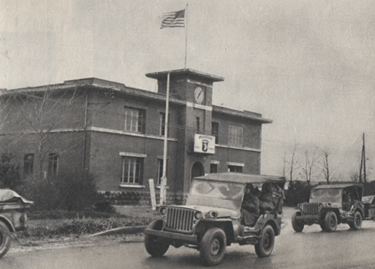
210,163 -> 218,173
228,125 -> 243,146
48,153 -> 59,177
159,112 -> 169,136
196,117 -> 200,134
211,122 -> 219,144
228,165 -> 242,173
124,107 -> 145,133
121,157 -> 143,184
23,154 -> 34,176
157,159 -> 168,185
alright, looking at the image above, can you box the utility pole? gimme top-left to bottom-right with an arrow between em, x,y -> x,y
359,133 -> 367,184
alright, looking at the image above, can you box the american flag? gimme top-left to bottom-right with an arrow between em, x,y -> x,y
160,9 -> 185,29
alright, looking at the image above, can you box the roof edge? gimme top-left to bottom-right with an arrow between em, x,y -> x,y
146,68 -> 224,82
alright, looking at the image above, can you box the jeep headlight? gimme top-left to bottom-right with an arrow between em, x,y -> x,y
160,207 -> 167,216
195,211 -> 203,220
207,210 -> 218,219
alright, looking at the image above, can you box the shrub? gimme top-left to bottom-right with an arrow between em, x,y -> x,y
54,169 -> 97,211
16,169 -> 98,212
15,177 -> 60,211
285,181 -> 311,206
93,200 -> 116,214
0,153 -> 21,189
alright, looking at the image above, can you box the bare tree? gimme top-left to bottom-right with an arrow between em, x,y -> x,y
301,149 -> 318,184
283,143 -> 298,181
322,149 -> 332,184
0,88 -> 85,179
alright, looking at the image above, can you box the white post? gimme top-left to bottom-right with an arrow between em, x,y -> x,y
160,72 -> 170,205
148,179 -> 157,211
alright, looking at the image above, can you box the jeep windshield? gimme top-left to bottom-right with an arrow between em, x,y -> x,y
310,188 -> 342,203
186,179 -> 245,211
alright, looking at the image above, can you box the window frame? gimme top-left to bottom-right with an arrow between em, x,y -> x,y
210,163 -> 218,173
228,125 -> 243,147
124,107 -> 146,134
228,165 -> 243,173
196,117 -> 200,134
121,156 -> 144,185
211,122 -> 219,144
48,153 -> 59,177
159,112 -> 170,137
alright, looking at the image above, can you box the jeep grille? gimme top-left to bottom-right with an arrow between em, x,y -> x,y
165,208 -> 194,233
301,203 -> 319,215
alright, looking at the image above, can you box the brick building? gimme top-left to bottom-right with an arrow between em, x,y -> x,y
0,69 -> 271,203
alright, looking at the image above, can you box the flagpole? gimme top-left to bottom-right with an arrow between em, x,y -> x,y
184,4 -> 188,69
160,72 -> 170,206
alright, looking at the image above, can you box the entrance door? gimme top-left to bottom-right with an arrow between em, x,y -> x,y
191,162 -> 204,180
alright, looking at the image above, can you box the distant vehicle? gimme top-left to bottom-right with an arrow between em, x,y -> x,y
144,173 -> 285,266
362,195 -> 375,219
0,189 -> 33,258
292,183 -> 364,232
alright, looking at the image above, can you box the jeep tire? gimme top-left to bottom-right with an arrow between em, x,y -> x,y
0,222 -> 11,259
349,211 -> 362,230
200,228 -> 227,266
144,234 -> 169,257
255,225 -> 275,258
324,211 -> 338,232
292,212 -> 304,232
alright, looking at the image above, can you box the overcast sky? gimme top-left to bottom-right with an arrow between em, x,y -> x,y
1,0 -> 374,181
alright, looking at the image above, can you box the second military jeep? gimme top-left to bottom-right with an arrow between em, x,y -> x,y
292,183 -> 364,233
144,173 -> 285,266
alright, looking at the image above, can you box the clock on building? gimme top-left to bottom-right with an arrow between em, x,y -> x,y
194,87 -> 205,104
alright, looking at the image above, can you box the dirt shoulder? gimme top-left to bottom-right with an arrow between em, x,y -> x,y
10,206 -> 296,253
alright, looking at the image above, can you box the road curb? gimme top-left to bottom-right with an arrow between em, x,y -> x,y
88,226 -> 147,237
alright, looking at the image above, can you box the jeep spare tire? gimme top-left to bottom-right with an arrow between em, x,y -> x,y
324,211 -> 338,232
292,212 -> 304,232
200,228 -> 227,266
255,225 -> 275,258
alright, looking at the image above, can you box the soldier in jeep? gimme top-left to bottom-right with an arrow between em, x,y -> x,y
342,189 -> 353,211
241,184 -> 260,226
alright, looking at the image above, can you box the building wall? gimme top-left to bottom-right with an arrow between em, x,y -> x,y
0,73 -> 271,205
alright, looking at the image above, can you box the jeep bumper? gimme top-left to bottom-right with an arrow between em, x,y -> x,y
295,215 -> 319,222
144,228 -> 198,244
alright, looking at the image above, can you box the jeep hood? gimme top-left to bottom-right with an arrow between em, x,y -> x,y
170,205 -> 240,219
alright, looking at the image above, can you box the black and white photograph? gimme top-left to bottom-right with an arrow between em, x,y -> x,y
0,0 -> 374,268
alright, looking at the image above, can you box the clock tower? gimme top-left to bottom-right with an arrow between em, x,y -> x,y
146,69 -> 224,193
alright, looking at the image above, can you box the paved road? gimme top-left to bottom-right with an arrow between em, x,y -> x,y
2,212 -> 375,268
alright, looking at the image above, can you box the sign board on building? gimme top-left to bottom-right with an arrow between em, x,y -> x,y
194,134 -> 215,154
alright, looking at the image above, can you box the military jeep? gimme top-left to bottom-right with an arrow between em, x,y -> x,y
144,173 -> 285,266
292,183 -> 364,233
0,189 -> 33,258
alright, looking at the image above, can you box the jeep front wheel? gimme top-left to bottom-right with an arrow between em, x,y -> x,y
200,228 -> 227,266
144,234 -> 169,257
0,222 -> 11,258
324,211 -> 337,232
349,211 -> 362,230
292,212 -> 304,232
255,225 -> 275,258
